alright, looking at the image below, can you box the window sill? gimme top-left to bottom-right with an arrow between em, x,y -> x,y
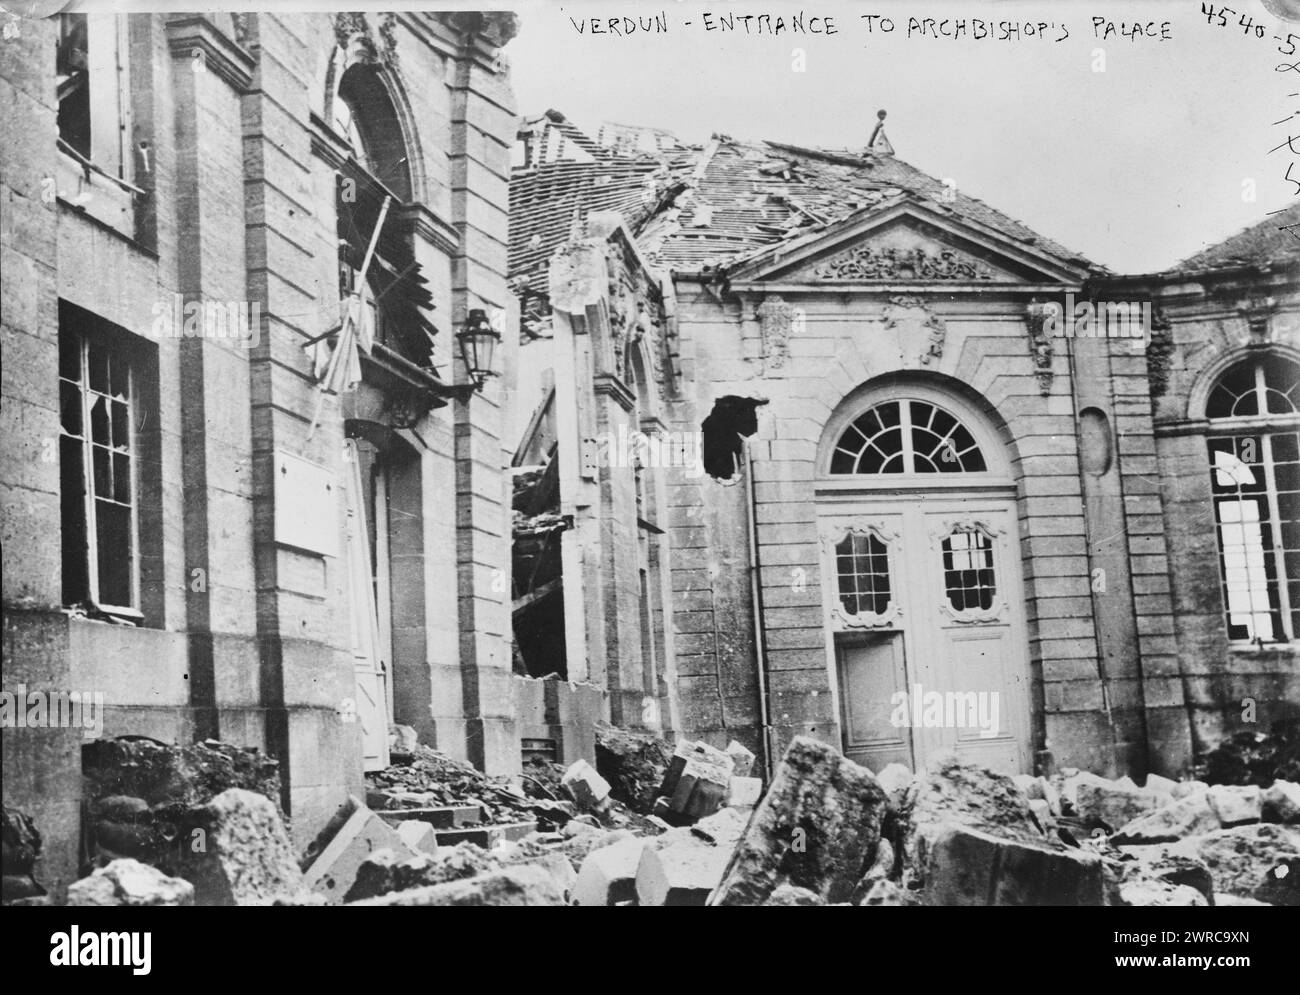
66,603 -> 143,627
56,148 -> 137,244
1226,641 -> 1298,658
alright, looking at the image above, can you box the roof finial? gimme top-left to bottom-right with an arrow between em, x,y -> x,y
868,109 -> 893,157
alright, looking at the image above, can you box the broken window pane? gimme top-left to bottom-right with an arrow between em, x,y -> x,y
941,529 -> 996,612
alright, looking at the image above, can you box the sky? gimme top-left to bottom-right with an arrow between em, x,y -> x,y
506,0 -> 1300,273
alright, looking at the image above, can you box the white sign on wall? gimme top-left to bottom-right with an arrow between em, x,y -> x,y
273,450 -> 338,557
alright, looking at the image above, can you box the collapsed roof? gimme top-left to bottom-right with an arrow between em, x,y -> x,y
508,111 -> 1099,294
1172,200 -> 1300,275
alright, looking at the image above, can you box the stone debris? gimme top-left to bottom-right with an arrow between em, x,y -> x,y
726,740 -> 756,779
44,724 -> 1300,907
637,825 -> 734,906
1172,779 -> 1210,799
301,796 -> 420,903
573,836 -> 649,906
727,776 -> 763,811
763,884 -> 824,905
1163,824 -> 1299,906
2,805 -> 45,903
1111,789 -> 1221,844
561,759 -> 612,812
348,865 -> 566,906
81,737 -> 284,872
1208,784 -> 1263,826
904,751 -> 1043,891
655,740 -> 735,825
875,763 -> 916,814
710,737 -> 887,906
388,724 -> 419,761
394,821 -> 440,855
180,788 -> 306,906
1073,780 -> 1163,832
344,837 -> 524,903
594,721 -> 673,813
66,858 -> 194,907
1115,849 -> 1214,904
858,879 -> 917,906
1262,781 -> 1300,824
367,746 -> 548,828
1118,879 -> 1208,907
922,824 -> 1106,906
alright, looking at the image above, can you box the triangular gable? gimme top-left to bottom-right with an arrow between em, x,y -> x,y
724,201 -> 1090,289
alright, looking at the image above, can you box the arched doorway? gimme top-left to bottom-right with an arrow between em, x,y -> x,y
816,380 -> 1033,774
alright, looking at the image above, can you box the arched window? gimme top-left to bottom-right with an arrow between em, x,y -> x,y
1205,354 -> 1300,643
326,51 -> 433,366
829,399 -> 988,474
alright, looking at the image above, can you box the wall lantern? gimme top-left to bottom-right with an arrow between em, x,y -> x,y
456,308 -> 500,391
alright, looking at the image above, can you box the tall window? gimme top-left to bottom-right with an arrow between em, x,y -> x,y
1206,355 -> 1300,643
59,303 -> 140,614
55,13 -> 129,181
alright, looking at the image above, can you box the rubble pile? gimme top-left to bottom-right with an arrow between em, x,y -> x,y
366,745 -> 569,829
2,805 -> 46,904
33,725 -> 1300,906
80,736 -> 284,874
65,859 -> 194,907
593,721 -> 673,812
1198,720 -> 1300,788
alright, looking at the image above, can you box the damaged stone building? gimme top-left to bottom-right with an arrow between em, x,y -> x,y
3,7 -> 1298,906
1,9 -> 522,894
507,110 -> 1300,783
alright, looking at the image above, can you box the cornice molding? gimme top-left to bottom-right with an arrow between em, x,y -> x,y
165,16 -> 255,93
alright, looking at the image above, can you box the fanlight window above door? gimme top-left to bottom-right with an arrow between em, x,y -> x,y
830,400 -> 988,475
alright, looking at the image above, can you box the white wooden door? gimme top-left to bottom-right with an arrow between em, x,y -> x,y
914,501 -> 1031,773
343,439 -> 390,771
822,498 -> 1032,774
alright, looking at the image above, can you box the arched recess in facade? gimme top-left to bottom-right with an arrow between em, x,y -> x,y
812,371 -> 1038,775
318,34 -> 428,205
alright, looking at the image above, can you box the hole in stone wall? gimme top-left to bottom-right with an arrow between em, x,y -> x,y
702,396 -> 768,480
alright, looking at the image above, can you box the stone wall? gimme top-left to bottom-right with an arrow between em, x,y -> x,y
0,11 -> 521,892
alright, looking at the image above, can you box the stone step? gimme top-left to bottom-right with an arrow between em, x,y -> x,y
435,821 -> 538,848
375,805 -> 485,829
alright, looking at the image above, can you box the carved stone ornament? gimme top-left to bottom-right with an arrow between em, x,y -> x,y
812,244 -> 995,281
333,12 -> 399,68
605,238 -> 666,391
756,295 -> 795,372
882,295 -> 946,366
1145,305 -> 1174,399
1237,295 -> 1277,345
1025,301 -> 1055,395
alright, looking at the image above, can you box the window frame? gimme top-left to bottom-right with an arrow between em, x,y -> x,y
59,326 -> 143,620
1204,355 -> 1300,646
818,384 -> 1010,488
823,523 -> 902,630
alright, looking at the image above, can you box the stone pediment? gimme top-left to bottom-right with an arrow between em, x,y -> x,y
783,223 -> 1018,283
726,205 -> 1088,288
